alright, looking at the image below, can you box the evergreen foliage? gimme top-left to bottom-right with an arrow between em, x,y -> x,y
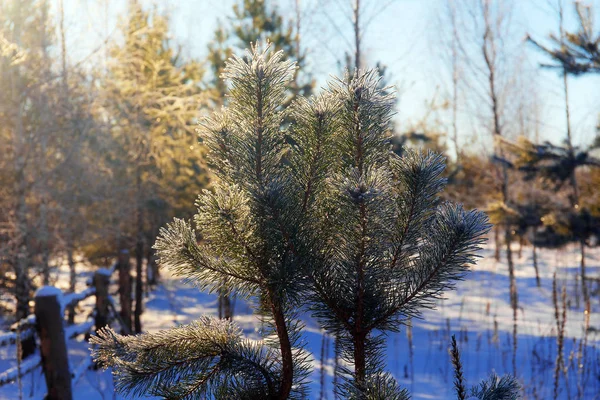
204,0 -> 314,320
450,335 -> 467,400
449,336 -> 521,400
526,2 -> 600,74
499,136 -> 600,248
104,2 -> 208,217
206,0 -> 312,106
92,44 -> 506,399
469,374 -> 521,400
100,2 -> 208,332
304,71 -> 490,396
92,317 -> 285,400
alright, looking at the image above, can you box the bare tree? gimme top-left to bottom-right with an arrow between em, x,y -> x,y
443,0 -> 526,376
528,0 -> 588,306
315,0 -> 398,73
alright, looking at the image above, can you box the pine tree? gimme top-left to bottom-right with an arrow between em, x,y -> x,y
102,2 -> 207,333
526,2 -> 599,75
0,0 -> 61,320
92,45 -> 501,399
231,0 -> 312,100
526,1 -> 600,311
205,0 -> 313,320
206,23 -> 233,107
207,0 -> 312,106
306,70 -> 490,397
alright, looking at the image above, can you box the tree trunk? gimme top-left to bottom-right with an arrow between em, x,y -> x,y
580,240 -> 588,305
353,0 -> 361,72
146,246 -> 158,287
94,270 -> 110,333
9,0 -> 31,329
270,298 -> 293,400
134,174 -> 144,334
223,292 -> 233,320
505,227 -> 517,376
353,332 -> 367,390
67,239 -> 76,324
218,282 -> 233,320
14,252 -> 30,322
40,199 -> 50,286
494,226 -> 501,261
118,249 -> 132,334
532,228 -> 540,287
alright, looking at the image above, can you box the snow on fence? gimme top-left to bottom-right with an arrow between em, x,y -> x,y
0,263 -> 123,400
0,354 -> 41,387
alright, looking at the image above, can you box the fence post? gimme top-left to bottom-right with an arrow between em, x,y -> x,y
94,269 -> 111,332
118,249 -> 132,334
34,286 -> 73,400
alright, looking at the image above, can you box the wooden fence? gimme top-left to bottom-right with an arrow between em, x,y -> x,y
0,252 -> 133,400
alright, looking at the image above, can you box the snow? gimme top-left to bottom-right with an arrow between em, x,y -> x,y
96,268 -> 113,277
71,353 -> 94,386
62,287 -> 96,312
33,286 -> 62,298
0,333 -> 17,348
0,354 -> 41,387
65,317 -> 94,339
0,242 -> 599,399
0,327 -> 34,347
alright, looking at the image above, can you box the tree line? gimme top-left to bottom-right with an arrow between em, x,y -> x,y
1,0 -> 599,340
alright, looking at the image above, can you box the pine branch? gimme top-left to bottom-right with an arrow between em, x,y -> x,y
288,93 -> 340,213
469,373 -> 521,400
367,204 -> 490,331
327,69 -> 395,170
221,44 -> 296,190
91,317 -> 282,400
450,335 -> 467,400
153,218 -> 262,296
389,150 -> 446,269
199,110 -> 236,180
346,371 -> 410,400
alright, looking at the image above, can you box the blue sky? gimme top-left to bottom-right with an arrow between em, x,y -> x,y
61,0 -> 600,152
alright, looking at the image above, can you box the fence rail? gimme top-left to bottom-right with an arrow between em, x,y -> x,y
0,258 -> 127,400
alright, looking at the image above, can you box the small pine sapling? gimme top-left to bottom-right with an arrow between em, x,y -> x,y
449,335 -> 521,400
93,46 -> 313,400
305,69 -> 491,397
91,44 -> 506,400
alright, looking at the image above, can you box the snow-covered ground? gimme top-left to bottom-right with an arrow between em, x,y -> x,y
1,242 -> 599,399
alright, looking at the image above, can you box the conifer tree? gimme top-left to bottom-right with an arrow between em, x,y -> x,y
526,2 -> 600,309
231,0 -> 312,100
0,0 -> 62,319
207,0 -> 312,106
205,0 -> 313,320
526,2 -> 599,75
102,2 -> 207,333
95,45 -> 310,400
92,45 -> 508,399
305,70 -> 490,397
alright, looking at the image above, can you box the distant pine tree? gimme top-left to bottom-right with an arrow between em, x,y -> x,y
102,2 -> 207,333
527,2 -> 599,75
92,45 -> 518,400
207,0 -> 313,105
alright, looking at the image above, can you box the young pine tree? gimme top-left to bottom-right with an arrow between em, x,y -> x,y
205,0 -> 314,320
306,71 -> 491,397
92,45 -> 497,399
